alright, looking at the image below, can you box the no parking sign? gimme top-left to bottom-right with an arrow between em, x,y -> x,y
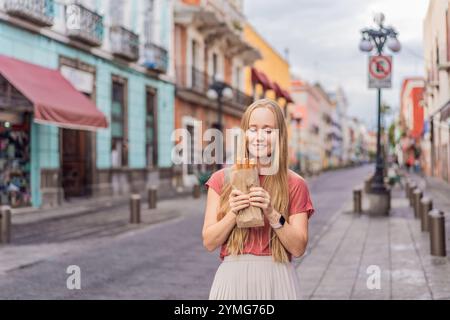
368,55 -> 392,89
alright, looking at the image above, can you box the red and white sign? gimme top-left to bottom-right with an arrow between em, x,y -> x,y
368,55 -> 392,88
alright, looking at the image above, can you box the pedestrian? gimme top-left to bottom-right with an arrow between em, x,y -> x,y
202,98 -> 315,300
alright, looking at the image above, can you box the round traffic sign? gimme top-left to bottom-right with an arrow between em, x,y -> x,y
369,56 -> 392,80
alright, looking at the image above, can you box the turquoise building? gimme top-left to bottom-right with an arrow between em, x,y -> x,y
0,0 -> 175,208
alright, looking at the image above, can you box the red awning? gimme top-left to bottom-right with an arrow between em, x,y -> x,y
0,55 -> 107,130
251,67 -> 274,91
272,81 -> 283,99
281,88 -> 294,103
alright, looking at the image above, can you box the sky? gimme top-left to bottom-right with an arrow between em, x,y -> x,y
244,0 -> 429,130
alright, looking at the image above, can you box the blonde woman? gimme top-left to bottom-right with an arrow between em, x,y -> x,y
202,98 -> 315,300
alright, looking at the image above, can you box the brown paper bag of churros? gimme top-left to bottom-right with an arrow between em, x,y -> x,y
230,158 -> 264,228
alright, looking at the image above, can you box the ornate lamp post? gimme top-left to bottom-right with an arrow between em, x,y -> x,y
207,74 -> 233,170
359,13 -> 401,194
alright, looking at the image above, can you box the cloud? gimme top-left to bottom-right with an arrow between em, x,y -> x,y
244,0 -> 429,128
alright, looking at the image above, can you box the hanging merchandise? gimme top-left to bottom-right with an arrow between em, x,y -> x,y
0,117 -> 31,207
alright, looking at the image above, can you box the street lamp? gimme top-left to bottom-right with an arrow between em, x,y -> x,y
207,74 -> 233,169
294,117 -> 303,173
359,13 -> 401,193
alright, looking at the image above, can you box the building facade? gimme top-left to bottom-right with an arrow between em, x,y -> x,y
423,0 -> 450,183
173,0 -> 259,186
0,0 -> 175,208
399,77 -> 425,170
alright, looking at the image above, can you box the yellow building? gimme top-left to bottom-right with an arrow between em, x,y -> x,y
243,24 -> 292,106
243,23 -> 298,169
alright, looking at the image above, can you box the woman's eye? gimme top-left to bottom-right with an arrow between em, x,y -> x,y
264,129 -> 273,134
248,127 -> 257,132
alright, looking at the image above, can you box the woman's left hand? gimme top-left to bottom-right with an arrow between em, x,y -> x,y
249,187 -> 278,223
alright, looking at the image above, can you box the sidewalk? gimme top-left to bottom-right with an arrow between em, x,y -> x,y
10,187 -> 193,225
0,195 -> 204,274
296,182 -> 450,300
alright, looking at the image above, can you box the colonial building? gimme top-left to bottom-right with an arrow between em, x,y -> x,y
0,0 -> 174,208
173,0 -> 260,186
399,77 -> 425,170
423,0 -> 450,183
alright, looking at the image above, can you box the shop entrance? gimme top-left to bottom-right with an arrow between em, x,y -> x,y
61,127 -> 93,199
0,111 -> 31,207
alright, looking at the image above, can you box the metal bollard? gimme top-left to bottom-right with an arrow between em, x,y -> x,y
404,180 -> 410,198
193,184 -> 201,199
386,186 -> 391,211
429,209 -> 446,257
408,183 -> 417,206
412,189 -> 423,219
0,205 -> 11,244
420,197 -> 432,232
129,194 -> 141,224
353,188 -> 362,213
148,186 -> 157,209
364,177 -> 372,193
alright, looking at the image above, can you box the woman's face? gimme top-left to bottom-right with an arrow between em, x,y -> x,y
246,107 -> 277,160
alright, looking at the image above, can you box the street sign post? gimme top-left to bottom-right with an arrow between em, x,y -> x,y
368,55 -> 392,89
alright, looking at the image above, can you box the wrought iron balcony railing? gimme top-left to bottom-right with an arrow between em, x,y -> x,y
176,65 -> 253,111
65,3 -> 103,46
142,43 -> 168,73
4,0 -> 54,26
109,25 -> 139,61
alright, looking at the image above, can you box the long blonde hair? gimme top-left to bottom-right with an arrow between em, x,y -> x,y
217,98 -> 290,263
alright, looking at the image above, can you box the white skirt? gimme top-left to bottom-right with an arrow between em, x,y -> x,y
209,254 -> 302,300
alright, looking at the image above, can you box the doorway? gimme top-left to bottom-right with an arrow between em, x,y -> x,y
61,127 -> 92,199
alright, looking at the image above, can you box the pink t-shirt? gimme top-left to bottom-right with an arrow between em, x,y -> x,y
205,168 -> 315,261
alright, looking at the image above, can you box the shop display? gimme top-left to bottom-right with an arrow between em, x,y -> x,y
0,120 -> 31,207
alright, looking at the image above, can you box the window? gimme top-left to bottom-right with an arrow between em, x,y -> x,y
111,79 -> 128,167
235,66 -> 241,89
143,0 -> 155,43
212,53 -> 218,79
146,88 -> 158,168
186,124 -> 195,175
109,0 -> 125,25
192,39 -> 198,69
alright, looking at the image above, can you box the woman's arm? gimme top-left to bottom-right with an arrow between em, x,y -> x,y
249,186 -> 309,258
268,210 -> 309,258
202,188 -> 249,252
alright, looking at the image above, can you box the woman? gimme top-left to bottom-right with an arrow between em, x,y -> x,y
202,98 -> 315,300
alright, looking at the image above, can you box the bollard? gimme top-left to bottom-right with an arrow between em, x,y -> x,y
148,186 -> 157,209
408,183 -> 417,206
193,184 -> 201,199
412,189 -> 423,219
364,178 -> 371,193
429,209 -> 446,257
420,197 -> 432,232
353,188 -> 362,213
0,205 -> 11,244
130,194 -> 141,224
386,186 -> 392,211
404,180 -> 410,198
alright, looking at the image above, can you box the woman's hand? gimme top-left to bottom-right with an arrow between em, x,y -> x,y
249,186 -> 279,222
229,189 -> 250,215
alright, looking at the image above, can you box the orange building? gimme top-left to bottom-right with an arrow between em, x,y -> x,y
399,77 -> 425,169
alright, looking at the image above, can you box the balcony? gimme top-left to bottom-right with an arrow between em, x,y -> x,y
232,87 -> 253,108
142,43 -> 168,73
110,25 -> 139,61
65,3 -> 103,46
176,65 -> 253,113
4,0 -> 54,26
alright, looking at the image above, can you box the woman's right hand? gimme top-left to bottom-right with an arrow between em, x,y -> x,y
229,189 -> 250,215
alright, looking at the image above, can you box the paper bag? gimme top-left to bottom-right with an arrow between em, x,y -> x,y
230,165 -> 265,228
